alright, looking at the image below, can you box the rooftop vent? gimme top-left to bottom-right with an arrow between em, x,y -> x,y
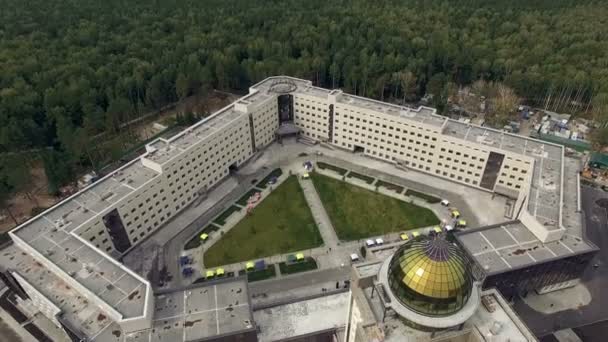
489,321 -> 503,335
101,192 -> 114,201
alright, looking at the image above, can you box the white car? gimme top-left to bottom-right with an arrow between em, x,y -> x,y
350,254 -> 360,262
365,239 -> 375,247
440,199 -> 450,206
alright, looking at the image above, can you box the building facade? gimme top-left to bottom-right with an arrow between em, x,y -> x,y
1,76 -> 594,341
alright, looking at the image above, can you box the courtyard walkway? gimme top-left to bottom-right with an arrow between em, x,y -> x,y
298,176 -> 340,250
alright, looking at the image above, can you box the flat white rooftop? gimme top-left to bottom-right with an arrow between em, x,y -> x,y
457,156 -> 596,275
9,159 -> 156,320
145,105 -> 245,165
113,279 -> 254,342
253,291 -> 349,342
0,245 -> 115,337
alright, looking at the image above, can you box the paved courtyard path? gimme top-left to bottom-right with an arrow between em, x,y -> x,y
298,176 -> 340,250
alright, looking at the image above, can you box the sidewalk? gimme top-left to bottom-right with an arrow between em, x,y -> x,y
298,176 -> 339,249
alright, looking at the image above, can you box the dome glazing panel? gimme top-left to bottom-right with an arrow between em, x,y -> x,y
387,236 -> 473,317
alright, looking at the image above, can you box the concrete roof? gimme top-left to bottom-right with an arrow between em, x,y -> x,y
468,288 -> 537,341
145,106 -> 246,165
37,277 -> 255,342
0,245 -> 115,338
338,94 -> 444,128
250,76 -> 329,99
456,156 -> 596,275
457,221 -> 595,275
354,261 -> 383,279
115,278 -> 254,342
253,292 -> 349,342
443,120 -> 563,230
9,159 -> 156,321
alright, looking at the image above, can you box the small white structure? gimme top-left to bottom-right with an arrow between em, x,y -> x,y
365,239 -> 375,247
350,254 -> 359,262
78,172 -> 98,189
375,238 -> 384,245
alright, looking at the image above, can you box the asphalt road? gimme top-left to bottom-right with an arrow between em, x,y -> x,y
513,185 -> 608,338
573,319 -> 608,341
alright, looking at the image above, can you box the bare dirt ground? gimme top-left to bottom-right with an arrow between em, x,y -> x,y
0,90 -> 241,233
134,91 -> 241,141
0,164 -> 57,233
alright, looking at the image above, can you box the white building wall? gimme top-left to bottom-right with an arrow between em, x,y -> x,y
115,177 -> 171,246
326,103 -> 534,192
127,115 -> 253,244
294,94 -> 330,141
12,272 -> 62,327
496,155 -> 534,192
251,97 -> 279,149
76,217 -> 115,253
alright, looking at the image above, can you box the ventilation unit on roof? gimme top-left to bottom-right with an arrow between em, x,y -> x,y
45,249 -> 54,257
400,110 -> 416,118
126,178 -> 133,184
101,192 -> 114,201
490,321 -> 503,335
81,207 -> 89,213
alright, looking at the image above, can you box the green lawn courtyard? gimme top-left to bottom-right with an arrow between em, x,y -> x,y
203,176 -> 322,267
311,172 -> 440,241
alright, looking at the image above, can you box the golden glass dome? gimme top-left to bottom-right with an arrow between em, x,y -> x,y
387,236 -> 473,316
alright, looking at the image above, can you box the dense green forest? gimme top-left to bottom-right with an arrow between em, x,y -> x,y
1,0 -> 608,200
